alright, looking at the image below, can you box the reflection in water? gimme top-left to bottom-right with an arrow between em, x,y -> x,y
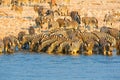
0,52 -> 120,80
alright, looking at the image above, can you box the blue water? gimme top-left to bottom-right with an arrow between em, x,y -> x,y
0,52 -> 120,80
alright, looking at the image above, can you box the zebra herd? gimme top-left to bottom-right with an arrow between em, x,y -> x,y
0,26 -> 120,56
0,0 -> 120,56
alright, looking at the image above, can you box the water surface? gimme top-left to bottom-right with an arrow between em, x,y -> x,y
0,52 -> 120,80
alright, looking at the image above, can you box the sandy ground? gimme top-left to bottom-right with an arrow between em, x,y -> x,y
0,0 -> 120,39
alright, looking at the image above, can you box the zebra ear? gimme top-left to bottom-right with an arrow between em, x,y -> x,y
111,43 -> 114,47
84,43 -> 87,47
88,43 -> 91,47
108,43 -> 110,46
59,34 -> 63,37
29,42 -> 31,45
70,42 -> 72,46
44,16 -> 47,19
9,42 -> 12,46
94,41 -> 99,46
37,41 -> 39,44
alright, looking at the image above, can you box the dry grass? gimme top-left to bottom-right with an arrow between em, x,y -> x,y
0,0 -> 120,39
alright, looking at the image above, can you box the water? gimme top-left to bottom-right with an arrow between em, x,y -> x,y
0,52 -> 120,80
